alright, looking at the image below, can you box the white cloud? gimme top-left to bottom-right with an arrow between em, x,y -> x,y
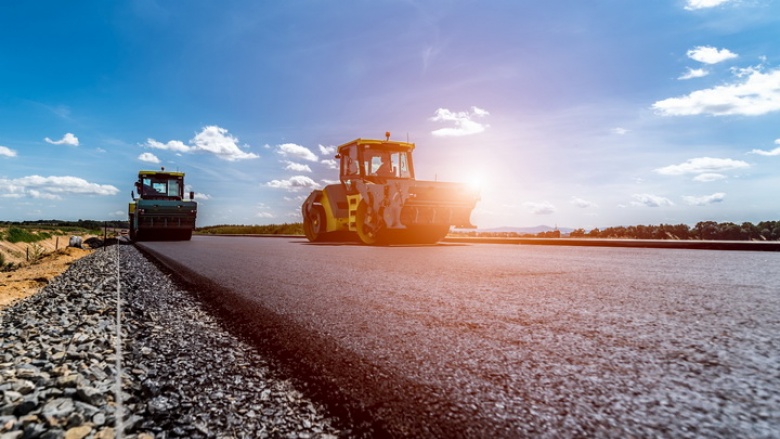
655,157 -> 749,175
611,128 -> 629,135
145,139 -> 191,153
138,152 -> 161,163
321,159 -> 339,170
284,161 -> 313,172
321,179 -> 340,185
318,144 -> 336,156
255,203 -> 274,218
571,197 -> 598,208
750,147 -> 780,156
276,143 -> 318,162
523,201 -> 556,215
190,126 -> 259,161
684,0 -> 733,10
144,126 -> 259,161
693,173 -> 726,182
44,133 -> 79,146
679,68 -> 709,80
193,193 -> 211,201
630,194 -> 674,207
0,175 -> 119,199
28,190 -> 60,200
653,68 -> 780,116
686,46 -> 738,64
750,139 -> 780,156
0,146 -> 17,157
732,65 -> 762,79
683,192 -> 726,206
430,106 -> 490,137
266,175 -> 321,192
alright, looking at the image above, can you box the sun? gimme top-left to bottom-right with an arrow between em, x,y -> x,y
467,175 -> 483,192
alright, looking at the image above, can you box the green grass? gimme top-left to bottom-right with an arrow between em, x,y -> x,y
196,223 -> 304,235
0,223 -> 97,244
27,243 -> 45,263
5,227 -> 52,244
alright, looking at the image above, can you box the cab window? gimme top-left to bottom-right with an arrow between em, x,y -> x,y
397,152 -> 411,178
341,145 -> 360,178
364,149 -> 412,179
141,177 -> 182,197
167,179 -> 180,197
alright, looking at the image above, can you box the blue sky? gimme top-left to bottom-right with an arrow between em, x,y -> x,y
1,0 -> 779,230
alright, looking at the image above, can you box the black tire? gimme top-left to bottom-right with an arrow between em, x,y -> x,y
356,202 -> 387,245
304,205 -> 328,242
129,215 -> 136,241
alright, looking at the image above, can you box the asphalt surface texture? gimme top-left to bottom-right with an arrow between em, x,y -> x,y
137,236 -> 780,438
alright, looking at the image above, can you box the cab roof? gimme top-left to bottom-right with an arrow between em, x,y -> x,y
336,138 -> 415,155
138,170 -> 185,177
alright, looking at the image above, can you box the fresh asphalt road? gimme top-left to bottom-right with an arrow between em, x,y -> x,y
137,236 -> 780,438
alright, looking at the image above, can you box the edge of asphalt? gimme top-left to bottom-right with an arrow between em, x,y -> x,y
194,233 -> 780,251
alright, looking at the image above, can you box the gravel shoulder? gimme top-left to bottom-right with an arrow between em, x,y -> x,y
1,244 -> 345,438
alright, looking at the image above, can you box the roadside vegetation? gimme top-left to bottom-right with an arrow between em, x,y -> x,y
0,221 -> 113,271
1,219 -> 127,235
196,223 -> 304,235
569,221 -> 780,241
1,228 -> 57,269
455,220 -> 780,241
2,227 -> 53,244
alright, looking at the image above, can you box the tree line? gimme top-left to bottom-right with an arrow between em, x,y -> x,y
569,221 -> 780,241
1,219 -> 129,231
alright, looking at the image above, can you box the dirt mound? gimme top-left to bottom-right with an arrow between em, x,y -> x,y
0,237 -> 97,309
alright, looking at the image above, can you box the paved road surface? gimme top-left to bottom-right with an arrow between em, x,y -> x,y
137,236 -> 780,438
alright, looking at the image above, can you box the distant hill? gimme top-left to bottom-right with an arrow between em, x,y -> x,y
484,225 -> 575,234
